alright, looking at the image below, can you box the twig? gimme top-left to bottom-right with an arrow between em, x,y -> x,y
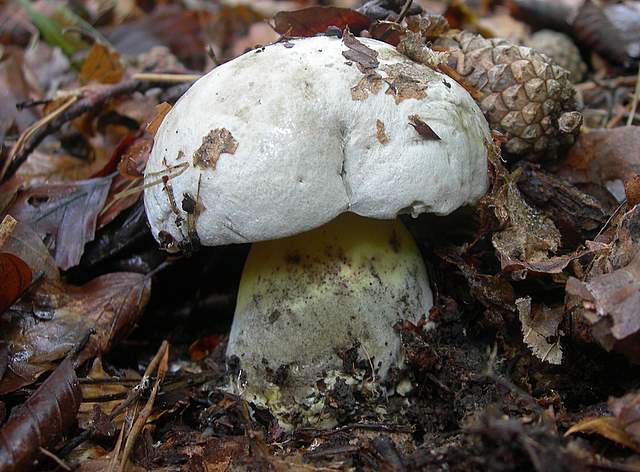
626,63 -> 640,126
131,73 -> 202,83
1,95 -> 78,181
39,447 -> 71,471
1,79 -> 184,183
396,0 -> 413,23
116,341 -> 169,472
298,422 -> 413,439
436,63 -> 485,100
484,344 -> 543,415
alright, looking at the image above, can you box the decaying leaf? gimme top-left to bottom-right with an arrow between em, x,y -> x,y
0,357 -> 82,472
382,62 -> 430,104
273,7 -> 371,37
193,128 -> 238,170
566,204 -> 640,361
397,30 -> 449,69
572,0 -> 633,67
342,29 -> 384,101
4,176 -> 113,270
146,102 -> 172,137
351,73 -> 383,101
0,272 -> 151,394
516,297 -> 563,365
79,43 -> 125,84
567,252 -> 640,348
0,48 -> 41,132
482,149 -> 563,278
0,253 -> 32,314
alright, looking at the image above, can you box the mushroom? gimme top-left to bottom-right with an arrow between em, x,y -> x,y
144,34 -> 491,426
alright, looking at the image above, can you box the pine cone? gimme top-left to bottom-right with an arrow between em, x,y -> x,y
527,30 -> 587,83
433,31 -> 582,160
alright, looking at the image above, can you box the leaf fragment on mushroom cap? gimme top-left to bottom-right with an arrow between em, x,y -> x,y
193,128 -> 238,170
408,115 -> 441,141
376,119 -> 389,145
342,30 -> 379,70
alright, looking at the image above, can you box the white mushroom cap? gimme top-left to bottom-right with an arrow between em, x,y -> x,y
144,35 -> 491,248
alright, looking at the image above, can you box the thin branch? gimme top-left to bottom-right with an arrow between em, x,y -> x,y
1,79 -> 184,183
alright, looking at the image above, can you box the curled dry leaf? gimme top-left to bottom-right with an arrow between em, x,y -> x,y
0,357 -> 82,472
0,272 -> 151,395
565,416 -> 640,452
273,7 -> 371,37
516,297 -> 563,365
4,176 -> 113,270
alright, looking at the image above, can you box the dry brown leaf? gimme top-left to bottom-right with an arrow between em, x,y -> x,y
565,416 -> 640,452
0,252 -> 31,314
566,252 -> 640,346
342,30 -> 379,70
554,127 -> 640,186
78,357 -> 140,433
146,102 -> 172,136
565,204 -> 640,361
273,7 -> 371,37
4,176 -> 113,270
0,357 -> 82,472
105,5 -> 213,70
80,43 -> 125,84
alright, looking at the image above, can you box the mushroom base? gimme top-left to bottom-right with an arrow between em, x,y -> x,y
226,213 -> 432,426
